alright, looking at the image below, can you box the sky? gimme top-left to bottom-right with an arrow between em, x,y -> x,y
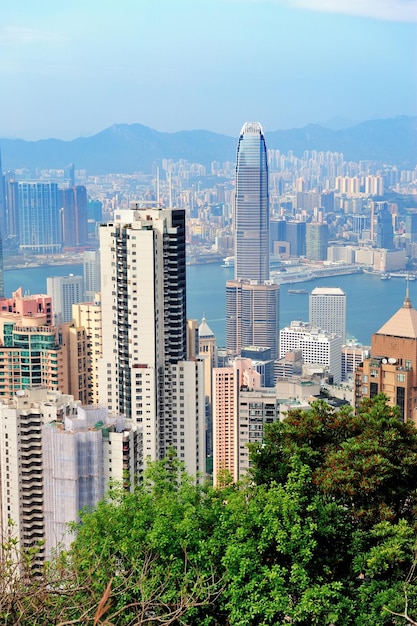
0,0 -> 416,140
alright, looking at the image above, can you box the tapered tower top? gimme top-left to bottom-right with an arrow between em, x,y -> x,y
239,122 -> 265,135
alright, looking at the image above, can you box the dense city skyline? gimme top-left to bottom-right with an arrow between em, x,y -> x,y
0,0 -> 415,141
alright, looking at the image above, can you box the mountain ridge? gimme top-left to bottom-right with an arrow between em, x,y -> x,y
1,116 -> 415,175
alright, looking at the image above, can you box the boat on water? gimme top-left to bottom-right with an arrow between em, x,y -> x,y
380,273 -> 391,280
221,256 -> 235,268
288,289 -> 308,294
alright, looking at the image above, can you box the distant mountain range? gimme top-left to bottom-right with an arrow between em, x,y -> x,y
1,116 -> 415,175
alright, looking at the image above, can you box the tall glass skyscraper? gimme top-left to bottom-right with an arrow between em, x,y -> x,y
227,123 -> 279,362
234,122 -> 269,282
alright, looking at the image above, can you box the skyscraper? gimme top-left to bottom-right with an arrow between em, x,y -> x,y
234,122 -> 269,282
99,203 -> 205,476
306,222 -> 329,261
226,123 -> 279,360
18,182 -> 61,254
309,287 -> 346,342
60,186 -> 88,248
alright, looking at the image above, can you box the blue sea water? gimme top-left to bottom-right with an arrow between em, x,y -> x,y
5,262 -> 415,348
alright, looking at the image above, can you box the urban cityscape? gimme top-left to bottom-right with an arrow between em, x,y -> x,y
0,110 -> 416,617
0,0 -> 416,621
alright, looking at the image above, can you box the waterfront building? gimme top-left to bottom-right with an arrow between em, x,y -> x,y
280,321 -> 343,384
47,274 -> 83,324
286,221 -> 306,257
355,290 -> 417,423
405,210 -> 417,243
234,122 -> 269,282
226,279 -> 279,359
17,182 -> 62,254
306,222 -> 329,261
309,286 -> 346,342
60,186 -> 88,248
374,202 -> 394,250
98,203 -> 205,477
227,123 -> 279,359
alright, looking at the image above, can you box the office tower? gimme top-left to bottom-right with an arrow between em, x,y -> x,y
405,210 -> 417,243
99,203 -> 205,476
60,186 -> 88,248
355,290 -> 417,423
226,279 -> 279,360
83,250 -> 101,301
374,201 -> 394,249
286,221 -> 306,257
309,287 -> 346,342
234,122 -> 269,282
226,123 -> 279,359
279,321 -> 343,383
270,218 -> 286,252
306,222 -> 329,261
17,182 -> 62,253
47,274 -> 83,324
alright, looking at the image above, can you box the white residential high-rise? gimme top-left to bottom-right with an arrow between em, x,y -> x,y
0,388 -> 141,569
98,203 -> 205,476
309,287 -> 346,342
47,274 -> 83,324
280,321 -> 343,384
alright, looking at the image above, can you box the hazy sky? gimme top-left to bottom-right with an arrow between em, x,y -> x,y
0,0 -> 416,140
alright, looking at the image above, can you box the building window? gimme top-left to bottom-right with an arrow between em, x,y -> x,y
397,373 -> 406,382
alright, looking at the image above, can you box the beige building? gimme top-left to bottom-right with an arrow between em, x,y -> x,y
72,297 -> 102,405
355,291 -> 417,423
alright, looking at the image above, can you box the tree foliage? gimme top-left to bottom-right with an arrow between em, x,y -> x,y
1,395 -> 417,624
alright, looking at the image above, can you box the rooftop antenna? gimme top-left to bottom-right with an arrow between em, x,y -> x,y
404,273 -> 412,308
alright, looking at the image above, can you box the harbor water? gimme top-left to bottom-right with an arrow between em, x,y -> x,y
5,262 -> 415,348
